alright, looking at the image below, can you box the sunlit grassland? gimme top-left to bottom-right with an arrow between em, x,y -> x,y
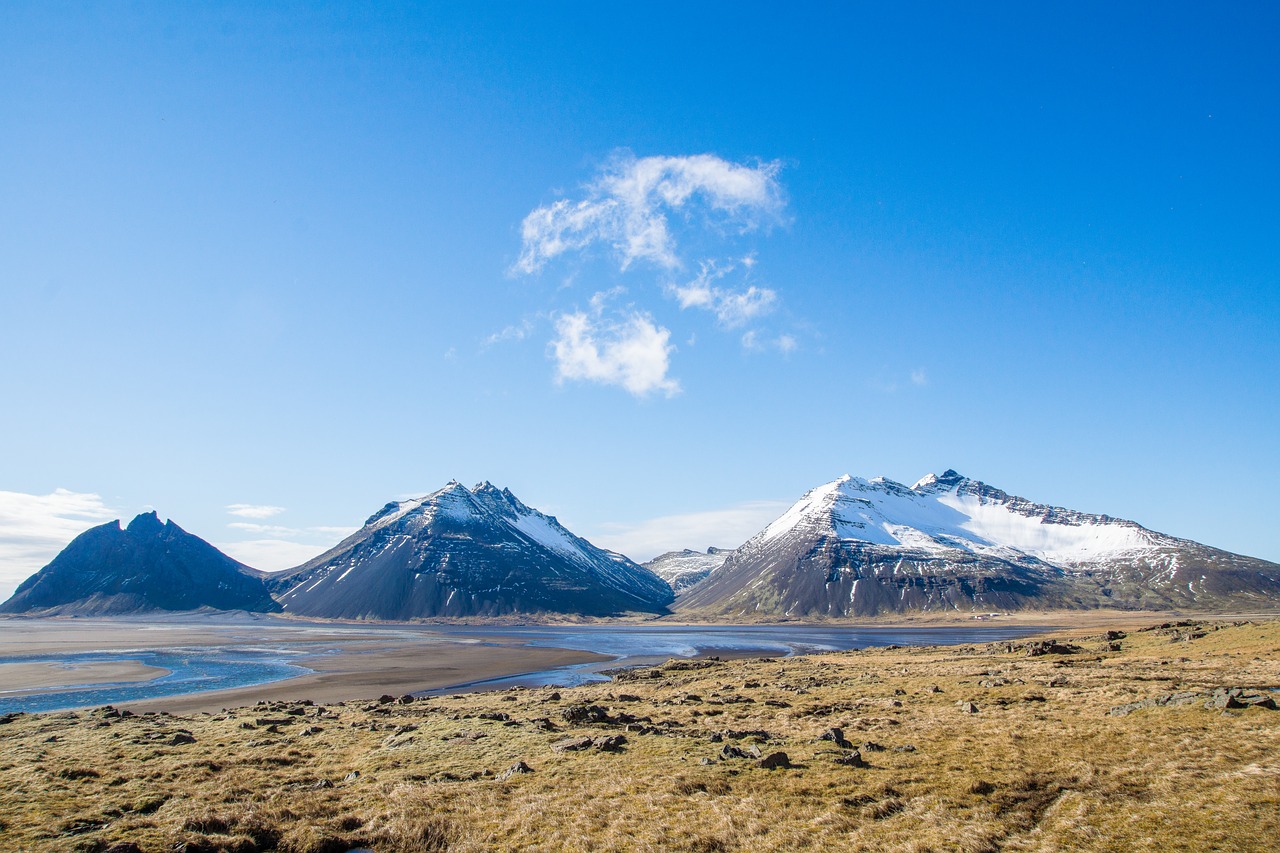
1,619 -> 1278,851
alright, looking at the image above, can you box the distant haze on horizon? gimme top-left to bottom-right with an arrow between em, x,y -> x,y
1,3 -> 1277,602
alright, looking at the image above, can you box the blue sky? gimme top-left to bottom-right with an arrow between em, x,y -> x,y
1,2 -> 1277,597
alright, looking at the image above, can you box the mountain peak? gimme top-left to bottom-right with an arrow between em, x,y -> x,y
126,510 -> 165,535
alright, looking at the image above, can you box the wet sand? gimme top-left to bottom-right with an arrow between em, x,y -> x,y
0,614 -> 609,713
0,659 -> 170,693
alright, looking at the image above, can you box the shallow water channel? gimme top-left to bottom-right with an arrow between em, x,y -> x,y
0,623 -> 1047,713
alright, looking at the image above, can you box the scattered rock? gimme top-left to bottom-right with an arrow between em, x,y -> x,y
169,732 -> 197,746
1109,691 -> 1203,716
817,727 -> 852,749
758,751 -> 791,769
344,771 -> 361,782
833,750 -> 867,767
561,705 -> 612,725
498,761 -> 534,781
552,736 -> 595,752
592,735 -> 628,752
1023,640 -> 1083,657
957,702 -> 979,714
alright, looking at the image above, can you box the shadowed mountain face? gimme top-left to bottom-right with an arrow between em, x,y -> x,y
0,512 -> 280,615
677,471 -> 1280,617
268,481 -> 674,619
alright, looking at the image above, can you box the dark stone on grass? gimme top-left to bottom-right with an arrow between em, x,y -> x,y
169,732 -> 197,746
552,736 -> 595,752
818,727 -> 852,748
498,760 -> 534,781
833,750 -> 867,767
758,751 -> 791,769
561,705 -> 612,725
592,735 -> 628,752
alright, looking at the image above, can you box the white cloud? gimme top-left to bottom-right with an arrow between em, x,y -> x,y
226,503 -> 285,519
0,489 -> 118,600
550,303 -> 680,397
742,330 -> 798,353
515,152 -> 784,274
217,539 -> 334,574
219,521 -> 359,572
911,368 -> 928,386
483,318 -> 535,348
668,261 -> 777,328
591,500 -> 791,563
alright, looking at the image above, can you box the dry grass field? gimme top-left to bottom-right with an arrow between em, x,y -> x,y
2,618 -> 1278,852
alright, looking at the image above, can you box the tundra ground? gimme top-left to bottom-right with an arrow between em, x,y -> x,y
1,619 -> 1278,852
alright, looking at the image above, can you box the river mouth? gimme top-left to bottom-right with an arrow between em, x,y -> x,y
418,623 -> 1052,692
0,647 -> 314,714
0,622 -> 1051,714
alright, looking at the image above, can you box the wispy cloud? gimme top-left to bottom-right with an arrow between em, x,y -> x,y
217,520 -> 358,572
483,318 -> 536,349
515,152 -> 784,275
668,261 -> 777,328
591,500 -> 791,563
0,489 -> 117,600
742,330 -> 799,354
550,299 -> 679,398
226,503 -> 285,519
911,368 -> 928,386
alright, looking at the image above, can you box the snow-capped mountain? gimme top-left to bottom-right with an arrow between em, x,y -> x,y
677,470 -> 1280,617
0,511 -> 280,616
643,548 -> 730,595
268,481 -> 674,619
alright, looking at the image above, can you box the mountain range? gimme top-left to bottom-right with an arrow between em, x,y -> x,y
4,471 -> 1279,619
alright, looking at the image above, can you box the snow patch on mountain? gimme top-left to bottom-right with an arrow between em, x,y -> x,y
756,470 -> 1158,568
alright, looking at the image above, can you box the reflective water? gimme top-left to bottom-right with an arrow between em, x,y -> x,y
421,623 -> 1049,692
0,647 -> 313,714
0,623 -> 1048,712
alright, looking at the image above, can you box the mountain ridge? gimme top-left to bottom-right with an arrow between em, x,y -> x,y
676,470 -> 1280,617
0,511 -> 280,615
268,480 -> 674,619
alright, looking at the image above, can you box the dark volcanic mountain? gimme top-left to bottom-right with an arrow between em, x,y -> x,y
268,481 -> 674,619
677,471 -> 1280,617
0,511 -> 280,615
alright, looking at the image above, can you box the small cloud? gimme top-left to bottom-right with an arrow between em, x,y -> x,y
514,152 -> 784,275
742,330 -> 797,354
0,489 -> 118,600
550,302 -> 680,398
911,368 -> 928,386
218,539 -> 331,573
482,318 -> 535,349
591,500 -> 791,563
226,504 -> 286,519
444,347 -> 458,361
668,261 -> 777,328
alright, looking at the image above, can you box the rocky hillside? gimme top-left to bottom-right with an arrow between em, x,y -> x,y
643,548 -> 730,595
268,481 -> 674,619
0,512 -> 279,615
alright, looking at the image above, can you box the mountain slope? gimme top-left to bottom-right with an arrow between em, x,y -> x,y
268,481 -> 673,619
643,548 -> 730,595
678,470 -> 1280,617
0,511 -> 280,615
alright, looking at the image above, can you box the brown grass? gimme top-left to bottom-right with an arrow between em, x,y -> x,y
2,618 -> 1279,851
